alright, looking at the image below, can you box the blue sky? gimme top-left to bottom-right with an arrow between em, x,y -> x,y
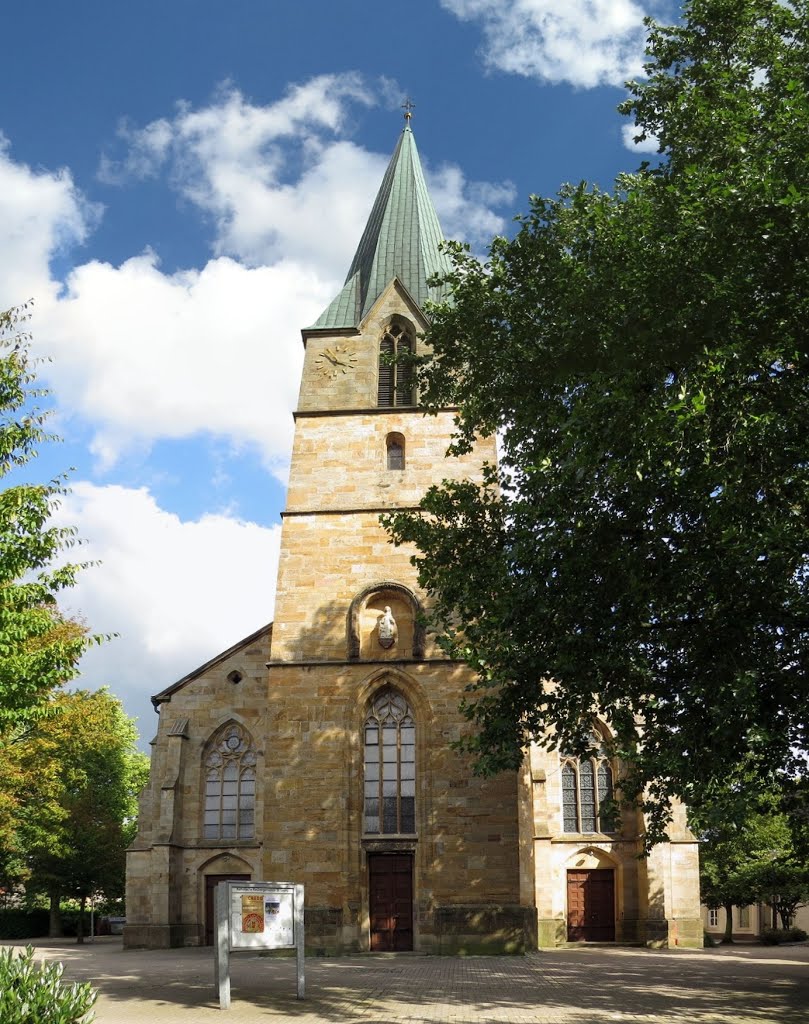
2,0 -> 672,742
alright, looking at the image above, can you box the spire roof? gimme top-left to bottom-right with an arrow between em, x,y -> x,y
308,126 -> 452,330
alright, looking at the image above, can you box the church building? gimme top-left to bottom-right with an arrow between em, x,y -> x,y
124,119 -> 702,953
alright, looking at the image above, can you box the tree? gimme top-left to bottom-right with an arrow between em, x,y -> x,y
750,861 -> 809,930
698,793 -> 805,941
0,303 -> 101,732
384,0 -> 809,842
0,688 -> 149,940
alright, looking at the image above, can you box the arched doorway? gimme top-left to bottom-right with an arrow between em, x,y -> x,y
204,873 -> 250,945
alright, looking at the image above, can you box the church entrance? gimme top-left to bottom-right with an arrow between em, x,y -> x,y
368,853 -> 413,951
204,873 -> 250,945
566,869 -> 615,941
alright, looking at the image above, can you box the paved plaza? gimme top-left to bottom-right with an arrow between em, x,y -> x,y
5,937 -> 808,1024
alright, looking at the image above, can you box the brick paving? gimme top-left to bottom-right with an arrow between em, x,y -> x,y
4,938 -> 808,1024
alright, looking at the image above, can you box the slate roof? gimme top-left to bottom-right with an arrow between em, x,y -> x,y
308,126 -> 452,330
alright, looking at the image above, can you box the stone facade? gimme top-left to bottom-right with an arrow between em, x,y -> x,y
124,127 -> 701,953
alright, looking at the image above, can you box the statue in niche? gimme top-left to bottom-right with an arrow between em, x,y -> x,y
377,606 -> 397,649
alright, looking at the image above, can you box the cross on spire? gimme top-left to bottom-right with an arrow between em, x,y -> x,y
402,97 -> 415,124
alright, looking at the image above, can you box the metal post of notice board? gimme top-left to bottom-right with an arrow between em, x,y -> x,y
214,880 -> 304,1010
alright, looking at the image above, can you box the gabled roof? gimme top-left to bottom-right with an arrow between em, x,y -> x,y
308,126 -> 452,330
151,623 -> 272,708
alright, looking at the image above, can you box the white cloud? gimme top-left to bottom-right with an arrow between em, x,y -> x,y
100,75 -> 383,274
27,79 -> 513,470
621,123 -> 661,152
0,135 -> 99,310
441,0 -> 653,88
429,166 -> 516,248
100,77 -> 514,272
53,482 -> 281,735
36,250 -> 318,476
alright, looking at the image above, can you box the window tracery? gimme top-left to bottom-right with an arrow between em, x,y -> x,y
377,323 -> 414,407
363,688 -> 415,834
560,734 -> 616,834
203,723 -> 256,841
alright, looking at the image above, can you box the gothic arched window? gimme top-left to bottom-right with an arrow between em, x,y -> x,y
363,688 -> 415,834
377,324 -> 414,407
560,737 -> 615,834
203,723 -> 256,841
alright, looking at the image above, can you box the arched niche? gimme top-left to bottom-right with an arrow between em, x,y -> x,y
564,846 -> 619,871
347,582 -> 425,661
199,851 -> 254,875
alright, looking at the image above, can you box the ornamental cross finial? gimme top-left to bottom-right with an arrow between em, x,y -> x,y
402,97 -> 415,124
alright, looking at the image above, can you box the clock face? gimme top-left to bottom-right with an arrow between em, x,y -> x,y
315,344 -> 358,379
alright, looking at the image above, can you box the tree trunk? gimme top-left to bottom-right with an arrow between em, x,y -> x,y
76,894 -> 86,944
48,891 -> 63,938
721,902 -> 734,943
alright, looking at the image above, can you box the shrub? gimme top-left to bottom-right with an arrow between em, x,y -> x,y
703,931 -> 716,947
0,946 -> 97,1023
0,909 -> 50,939
760,927 -> 808,945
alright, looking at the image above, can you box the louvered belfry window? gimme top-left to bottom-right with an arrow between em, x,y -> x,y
377,324 -> 414,407
203,723 -> 256,840
363,688 -> 416,834
560,739 -> 616,834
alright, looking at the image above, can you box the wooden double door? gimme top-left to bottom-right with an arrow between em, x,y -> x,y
567,869 -> 615,942
369,854 -> 413,951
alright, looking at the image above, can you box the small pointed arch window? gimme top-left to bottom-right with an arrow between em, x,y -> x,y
203,722 -> 256,841
386,432 -> 405,470
377,322 -> 415,407
560,732 -> 616,834
363,687 -> 416,834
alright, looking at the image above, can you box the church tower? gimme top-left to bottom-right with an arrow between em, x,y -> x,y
124,120 -> 701,952
262,119 -> 528,952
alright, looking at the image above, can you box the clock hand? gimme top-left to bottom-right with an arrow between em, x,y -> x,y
324,347 -> 349,367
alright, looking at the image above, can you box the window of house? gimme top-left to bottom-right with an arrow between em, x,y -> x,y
708,908 -> 719,928
560,739 -> 616,833
203,723 -> 256,840
377,324 -> 414,407
363,688 -> 415,834
386,432 -> 405,470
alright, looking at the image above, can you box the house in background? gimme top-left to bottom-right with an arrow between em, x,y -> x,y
124,118 -> 703,953
703,903 -> 809,941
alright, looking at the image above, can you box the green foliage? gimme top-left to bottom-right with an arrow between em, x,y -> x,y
0,689 -> 149,917
697,787 -> 809,937
0,908 -> 49,940
760,927 -> 808,945
0,946 -> 96,1024
748,860 -> 809,929
0,303 -> 102,733
383,0 -> 809,841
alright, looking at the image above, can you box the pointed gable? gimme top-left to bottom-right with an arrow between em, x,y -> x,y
309,126 -> 452,330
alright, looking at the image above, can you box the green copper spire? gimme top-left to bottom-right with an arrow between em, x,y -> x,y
308,126 -> 452,330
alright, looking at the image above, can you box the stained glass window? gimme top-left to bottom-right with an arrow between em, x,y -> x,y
560,737 -> 617,834
562,764 -> 579,832
579,760 -> 597,832
597,762 -> 615,831
364,688 -> 416,834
